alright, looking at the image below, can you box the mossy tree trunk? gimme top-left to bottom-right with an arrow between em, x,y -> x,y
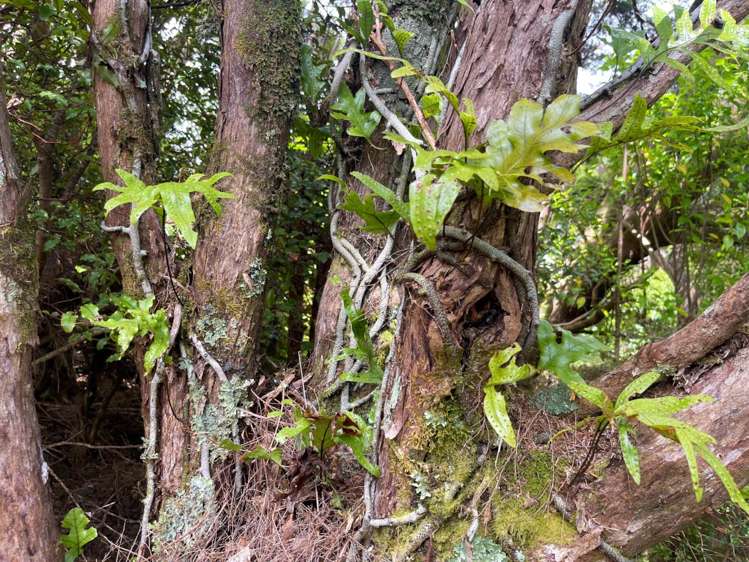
304,1 -> 749,560
371,0 -> 593,552
0,66 -> 59,562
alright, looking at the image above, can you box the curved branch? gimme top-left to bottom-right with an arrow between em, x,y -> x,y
579,0 -> 749,129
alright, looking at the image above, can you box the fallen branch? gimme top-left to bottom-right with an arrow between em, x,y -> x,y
589,272 -> 749,402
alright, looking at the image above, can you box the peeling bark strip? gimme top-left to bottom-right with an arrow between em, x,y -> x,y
590,273 -> 749,403
0,68 -> 59,561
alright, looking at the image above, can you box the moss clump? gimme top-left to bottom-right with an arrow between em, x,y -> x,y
433,518 -> 471,558
491,499 -> 576,549
236,0 -> 301,122
490,451 -> 576,549
514,451 -> 557,500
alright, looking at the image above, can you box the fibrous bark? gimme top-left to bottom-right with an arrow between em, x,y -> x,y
0,66 -> 59,562
374,0 -> 594,520
192,0 -> 301,375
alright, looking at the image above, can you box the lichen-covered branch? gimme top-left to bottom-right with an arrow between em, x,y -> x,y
189,333 -> 228,383
359,55 -> 422,146
138,304 -> 182,558
101,221 -> 154,298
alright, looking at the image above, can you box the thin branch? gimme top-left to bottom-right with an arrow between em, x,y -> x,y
45,441 -> 142,450
359,55 -> 423,146
369,504 -> 427,528
32,328 -> 107,366
190,333 -> 228,382
138,303 -> 181,559
326,49 -> 354,104
101,221 -> 154,298
370,23 -> 437,149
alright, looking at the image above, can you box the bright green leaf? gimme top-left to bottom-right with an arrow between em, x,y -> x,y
61,312 -> 77,334
483,386 -> 516,447
409,175 -> 461,250
60,507 -> 97,562
618,419 -> 641,485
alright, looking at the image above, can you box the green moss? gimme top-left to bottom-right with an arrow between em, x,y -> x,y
516,451 -> 556,500
490,452 -> 576,549
433,518 -> 471,558
491,498 -> 576,549
0,222 -> 40,347
235,0 -> 301,122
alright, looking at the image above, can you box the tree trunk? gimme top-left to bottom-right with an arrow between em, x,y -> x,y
0,67 -> 59,562
92,0 -> 302,550
191,0 -> 301,376
92,0 -> 165,298
373,0 -> 593,522
147,0 -> 302,551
